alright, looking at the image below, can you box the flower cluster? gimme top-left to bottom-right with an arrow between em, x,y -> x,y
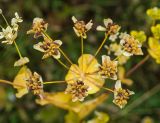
72,16 -> 93,39
0,10 -> 29,67
1,10 -> 146,110
34,38 -> 62,59
147,7 -> 160,64
27,17 -> 48,38
113,80 -> 134,108
97,18 -> 120,41
65,80 -> 89,102
146,7 -> 160,20
26,72 -> 43,96
0,12 -> 22,44
98,55 -> 118,80
119,33 -> 143,56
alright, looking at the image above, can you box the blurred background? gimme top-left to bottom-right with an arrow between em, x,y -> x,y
0,0 -> 160,123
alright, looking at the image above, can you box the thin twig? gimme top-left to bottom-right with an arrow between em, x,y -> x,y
0,79 -> 25,88
126,55 -> 150,77
85,35 -> 108,72
14,41 -> 23,58
81,36 -> 84,72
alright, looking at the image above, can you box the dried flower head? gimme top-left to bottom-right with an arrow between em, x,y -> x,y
97,18 -> 120,41
72,16 -> 93,39
27,18 -> 48,38
65,80 -> 89,102
98,55 -> 118,80
33,38 -> 62,59
26,72 -> 43,95
14,57 -> 30,67
113,80 -> 134,108
119,33 -> 143,56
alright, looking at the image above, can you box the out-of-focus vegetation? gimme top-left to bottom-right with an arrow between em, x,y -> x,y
0,0 -> 160,123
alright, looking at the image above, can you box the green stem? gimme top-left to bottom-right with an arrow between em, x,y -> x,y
94,34 -> 108,57
43,81 -> 65,85
81,36 -> 84,71
14,41 -> 23,58
1,13 -> 9,26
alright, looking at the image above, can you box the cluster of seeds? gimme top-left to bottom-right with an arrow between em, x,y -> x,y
26,72 -> 43,95
98,55 -> 118,80
120,33 -> 143,56
27,17 -> 48,38
65,80 -> 89,102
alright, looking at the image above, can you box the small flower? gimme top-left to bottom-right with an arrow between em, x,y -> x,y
119,33 -> 143,56
65,80 -> 89,102
97,18 -> 120,41
151,24 -> 160,39
33,38 -> 62,59
148,37 -> 160,64
14,57 -> 30,67
98,55 -> 118,80
146,7 -> 160,20
26,72 -> 43,95
27,17 -> 48,38
11,12 -> 23,31
72,16 -> 93,39
113,80 -> 134,108
130,30 -> 146,44
105,43 -> 122,56
0,26 -> 17,44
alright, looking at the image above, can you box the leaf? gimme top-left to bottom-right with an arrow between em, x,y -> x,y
65,54 -> 104,94
13,66 -> 31,98
36,92 -> 108,120
74,94 -> 108,119
87,111 -> 110,123
65,111 -> 81,123
36,92 -> 80,110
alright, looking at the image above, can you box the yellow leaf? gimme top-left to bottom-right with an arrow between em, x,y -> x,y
36,92 -> 80,110
36,92 -> 108,120
13,66 -> 31,98
65,54 -> 104,94
74,94 -> 108,119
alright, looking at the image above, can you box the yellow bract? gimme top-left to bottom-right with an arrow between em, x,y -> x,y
151,24 -> 160,39
65,54 -> 104,94
87,111 -> 110,123
13,66 -> 31,98
148,37 -> 160,64
130,30 -> 146,44
36,92 -> 108,120
118,66 -> 133,86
